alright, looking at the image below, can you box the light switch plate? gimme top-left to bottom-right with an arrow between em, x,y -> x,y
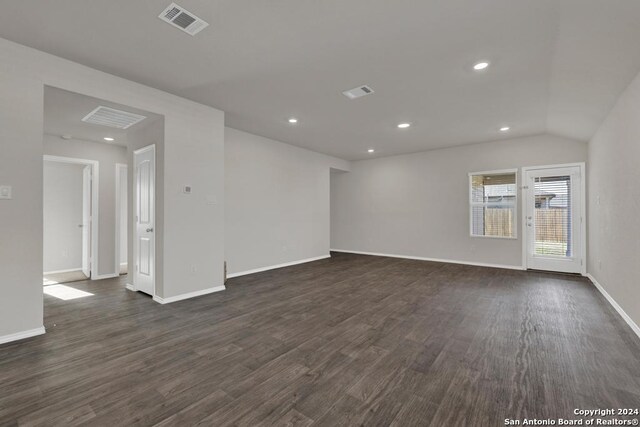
0,185 -> 12,200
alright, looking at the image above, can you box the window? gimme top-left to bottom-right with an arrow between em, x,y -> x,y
469,170 -> 517,238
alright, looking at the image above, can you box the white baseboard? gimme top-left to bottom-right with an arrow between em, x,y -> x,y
92,273 -> 119,280
125,283 -> 135,291
587,273 -> 640,339
153,285 -> 226,304
0,326 -> 46,345
330,249 -> 525,271
43,268 -> 82,275
227,254 -> 331,279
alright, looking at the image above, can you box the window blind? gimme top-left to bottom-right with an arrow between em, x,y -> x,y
533,175 -> 572,257
470,171 -> 517,238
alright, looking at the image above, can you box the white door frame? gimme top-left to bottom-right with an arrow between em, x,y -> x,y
521,162 -> 586,275
132,145 -> 156,297
43,155 -> 100,279
115,163 -> 127,276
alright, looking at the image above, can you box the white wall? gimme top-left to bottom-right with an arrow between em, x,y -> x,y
0,37 -> 224,340
43,135 -> 127,276
43,161 -> 84,272
118,165 -> 127,266
587,70 -> 640,329
331,134 -> 587,268
225,128 -> 349,275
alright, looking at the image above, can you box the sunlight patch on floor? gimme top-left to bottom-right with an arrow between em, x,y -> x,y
43,284 -> 94,300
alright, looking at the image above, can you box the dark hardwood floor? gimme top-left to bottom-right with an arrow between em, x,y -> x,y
1,252 -> 640,426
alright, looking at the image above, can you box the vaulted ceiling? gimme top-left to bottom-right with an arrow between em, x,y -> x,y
1,0 -> 640,160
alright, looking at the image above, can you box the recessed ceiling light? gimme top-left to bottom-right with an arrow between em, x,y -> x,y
288,118 -> 298,124
397,123 -> 411,129
499,126 -> 510,132
368,149 -> 375,153
104,137 -> 115,141
473,61 -> 490,71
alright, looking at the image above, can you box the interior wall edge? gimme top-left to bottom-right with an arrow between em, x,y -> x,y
587,274 -> 640,340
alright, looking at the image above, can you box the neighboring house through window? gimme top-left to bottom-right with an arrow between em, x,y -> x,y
469,170 -> 517,238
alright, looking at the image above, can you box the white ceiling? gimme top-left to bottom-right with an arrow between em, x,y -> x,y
44,87 -> 162,146
3,0 -> 640,160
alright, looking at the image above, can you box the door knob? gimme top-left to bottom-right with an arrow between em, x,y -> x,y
146,228 -> 154,232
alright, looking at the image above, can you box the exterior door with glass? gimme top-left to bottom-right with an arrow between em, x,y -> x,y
523,164 -> 584,274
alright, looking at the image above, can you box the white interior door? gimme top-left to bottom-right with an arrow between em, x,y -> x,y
524,165 -> 584,274
81,165 -> 92,278
134,145 -> 155,295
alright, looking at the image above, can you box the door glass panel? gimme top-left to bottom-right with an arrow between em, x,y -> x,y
534,175 -> 572,257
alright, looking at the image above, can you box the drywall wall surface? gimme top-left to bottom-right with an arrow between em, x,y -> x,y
43,161 -> 84,272
587,69 -> 640,329
0,70 -> 44,337
331,134 -> 587,268
225,127 -> 349,274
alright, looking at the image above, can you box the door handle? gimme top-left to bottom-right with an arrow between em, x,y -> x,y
146,228 -> 154,233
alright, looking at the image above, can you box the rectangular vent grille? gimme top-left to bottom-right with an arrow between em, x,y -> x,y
82,106 -> 147,130
342,85 -> 375,100
159,3 -> 209,36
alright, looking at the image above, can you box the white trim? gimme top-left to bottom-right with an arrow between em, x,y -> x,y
587,274 -> 640,339
153,286 -> 226,304
114,163 -> 128,277
44,155 -> 100,280
92,273 -> 119,280
43,268 -> 83,275
226,255 -> 331,279
0,326 -> 46,345
125,283 -> 136,291
521,162 -> 586,275
330,249 -> 525,271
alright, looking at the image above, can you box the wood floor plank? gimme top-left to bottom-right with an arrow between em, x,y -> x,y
1,252 -> 639,426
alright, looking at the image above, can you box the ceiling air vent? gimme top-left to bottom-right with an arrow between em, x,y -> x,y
82,106 -> 147,130
159,3 -> 209,36
342,85 -> 375,100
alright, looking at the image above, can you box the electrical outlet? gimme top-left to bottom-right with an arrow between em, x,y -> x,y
190,265 -> 197,273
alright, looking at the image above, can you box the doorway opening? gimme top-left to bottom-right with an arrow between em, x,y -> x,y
43,156 -> 98,284
43,85 -> 164,298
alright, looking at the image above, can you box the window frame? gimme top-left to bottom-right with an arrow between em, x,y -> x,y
468,168 -> 518,240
